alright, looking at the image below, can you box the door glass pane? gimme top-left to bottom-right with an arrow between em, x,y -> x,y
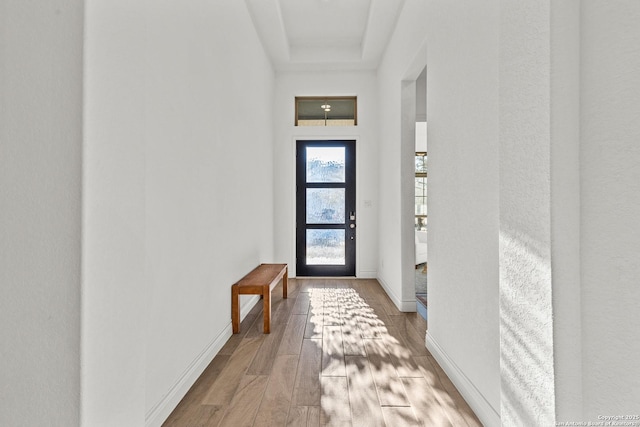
415,196 -> 427,216
307,188 -> 345,224
306,147 -> 345,183
415,177 -> 427,216
415,177 -> 427,197
306,230 -> 345,265
415,154 -> 427,174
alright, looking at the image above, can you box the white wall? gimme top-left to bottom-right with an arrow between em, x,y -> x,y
580,1 -> 640,419
499,2 -> 556,425
550,0 -> 582,420
82,1 -> 147,425
144,2 -> 275,423
83,1 -> 275,425
273,71 -> 378,278
377,0 -> 428,310
416,67 -> 427,122
422,1 -> 501,425
0,1 -> 84,426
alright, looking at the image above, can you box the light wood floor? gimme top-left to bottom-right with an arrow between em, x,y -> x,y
162,278 -> 481,427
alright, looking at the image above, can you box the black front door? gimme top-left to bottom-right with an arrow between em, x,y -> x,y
296,140 -> 356,276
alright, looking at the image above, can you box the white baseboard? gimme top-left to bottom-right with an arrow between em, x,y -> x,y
376,276 -> 416,312
401,301 -> 417,312
145,295 -> 260,427
426,332 -> 500,427
357,270 -> 377,279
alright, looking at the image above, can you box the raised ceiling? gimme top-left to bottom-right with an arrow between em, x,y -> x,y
245,0 -> 405,71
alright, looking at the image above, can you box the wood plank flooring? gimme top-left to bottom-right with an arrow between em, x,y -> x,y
163,278 -> 481,427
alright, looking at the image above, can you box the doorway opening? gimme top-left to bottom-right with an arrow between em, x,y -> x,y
414,136 -> 428,318
296,140 -> 356,276
414,67 -> 428,319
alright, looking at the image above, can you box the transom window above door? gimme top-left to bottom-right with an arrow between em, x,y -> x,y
295,96 -> 357,127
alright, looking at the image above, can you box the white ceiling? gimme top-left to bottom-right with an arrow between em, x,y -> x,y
245,0 -> 406,71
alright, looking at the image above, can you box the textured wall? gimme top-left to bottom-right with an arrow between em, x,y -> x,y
0,1 -> 83,425
499,1 -> 556,425
581,0 -> 640,419
550,0 -> 583,420
425,0 -> 501,422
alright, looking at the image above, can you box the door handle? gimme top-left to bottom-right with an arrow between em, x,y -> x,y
350,224 -> 356,228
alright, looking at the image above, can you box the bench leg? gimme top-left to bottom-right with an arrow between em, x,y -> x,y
263,284 -> 271,334
232,285 -> 240,334
283,267 -> 288,299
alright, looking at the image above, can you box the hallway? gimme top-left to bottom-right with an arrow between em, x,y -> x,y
163,279 -> 480,426
3,1 -> 640,425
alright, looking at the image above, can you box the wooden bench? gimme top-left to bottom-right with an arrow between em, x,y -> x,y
231,263 -> 288,334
